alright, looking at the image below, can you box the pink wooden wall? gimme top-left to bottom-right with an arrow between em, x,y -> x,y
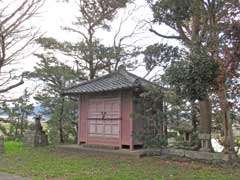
121,90 -> 133,148
78,90 -> 134,149
78,94 -> 88,144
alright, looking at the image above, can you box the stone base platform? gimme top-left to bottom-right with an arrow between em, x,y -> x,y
139,148 -> 239,165
56,144 -> 239,165
57,144 -> 141,156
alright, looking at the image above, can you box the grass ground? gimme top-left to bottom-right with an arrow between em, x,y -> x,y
0,141 -> 239,180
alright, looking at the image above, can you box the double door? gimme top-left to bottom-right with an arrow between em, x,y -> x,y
88,98 -> 121,138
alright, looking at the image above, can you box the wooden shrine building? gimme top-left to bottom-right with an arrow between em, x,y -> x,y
64,66 -> 158,150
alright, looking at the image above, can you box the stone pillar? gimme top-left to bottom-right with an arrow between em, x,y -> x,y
199,97 -> 213,152
0,137 -> 4,153
198,133 -> 213,152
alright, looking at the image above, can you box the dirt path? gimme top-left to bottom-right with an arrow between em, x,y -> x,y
0,172 -> 30,180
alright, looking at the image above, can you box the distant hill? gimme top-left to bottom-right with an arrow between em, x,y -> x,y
0,105 -> 43,115
0,105 -> 49,122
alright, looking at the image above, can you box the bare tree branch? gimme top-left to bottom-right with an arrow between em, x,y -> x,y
0,0 -> 44,93
0,74 -> 24,93
149,28 -> 181,40
0,0 -> 45,70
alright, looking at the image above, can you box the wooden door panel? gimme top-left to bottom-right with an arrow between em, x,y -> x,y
105,120 -> 111,124
97,120 -> 104,124
88,99 -> 103,118
89,124 -> 96,134
96,125 -> 104,134
88,98 -> 121,138
105,125 -> 112,134
112,125 -> 120,135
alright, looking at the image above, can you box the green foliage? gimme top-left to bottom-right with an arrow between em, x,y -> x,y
78,0 -> 129,28
0,90 -> 34,140
235,136 -> 240,154
148,0 -> 240,153
165,48 -> 219,100
4,141 -> 23,155
151,0 -> 194,27
45,98 -> 78,144
36,38 -> 121,75
161,89 -> 192,124
61,0 -> 132,78
143,43 -> 183,70
33,53 -> 84,93
149,0 -> 239,101
37,0 -> 137,79
33,53 -> 82,144
133,86 -> 167,148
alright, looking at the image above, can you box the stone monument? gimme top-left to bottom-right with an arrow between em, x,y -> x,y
24,115 -> 48,147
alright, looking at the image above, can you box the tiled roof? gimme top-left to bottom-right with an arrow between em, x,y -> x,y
63,68 -> 155,95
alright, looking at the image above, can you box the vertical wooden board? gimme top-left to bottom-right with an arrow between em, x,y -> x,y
79,94 -> 88,142
78,96 -> 81,144
121,90 -> 133,145
79,95 -> 83,141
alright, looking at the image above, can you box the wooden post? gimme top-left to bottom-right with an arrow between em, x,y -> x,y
78,95 -> 81,145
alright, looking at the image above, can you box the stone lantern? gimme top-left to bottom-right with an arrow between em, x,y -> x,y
175,124 -> 194,145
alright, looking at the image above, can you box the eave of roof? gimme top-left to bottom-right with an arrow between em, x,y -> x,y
63,68 -> 158,95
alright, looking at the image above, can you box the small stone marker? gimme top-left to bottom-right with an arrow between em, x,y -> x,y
0,136 -> 4,153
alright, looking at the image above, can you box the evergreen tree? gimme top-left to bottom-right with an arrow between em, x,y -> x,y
0,89 -> 34,139
37,0 -> 131,79
32,53 -> 85,143
147,0 -> 240,153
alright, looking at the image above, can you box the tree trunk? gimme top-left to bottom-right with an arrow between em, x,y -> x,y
15,118 -> 20,137
20,112 -> 25,136
219,88 -> 235,154
199,96 -> 213,152
191,100 -> 197,132
89,60 -> 95,80
59,96 -> 65,143
88,31 -> 95,80
217,63 -> 236,157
